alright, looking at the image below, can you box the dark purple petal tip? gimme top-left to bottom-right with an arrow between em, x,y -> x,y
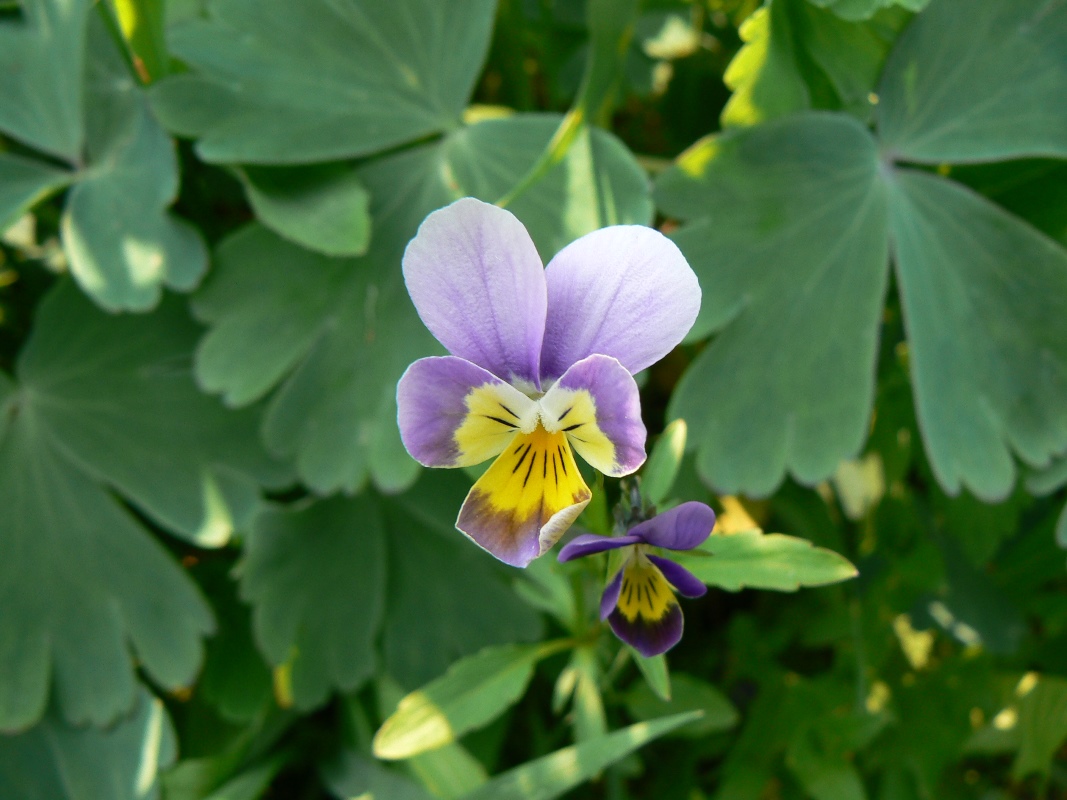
608,602 -> 683,658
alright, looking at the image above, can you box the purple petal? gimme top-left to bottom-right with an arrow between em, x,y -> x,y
647,555 -> 707,599
397,356 -> 538,467
540,354 -> 646,477
456,427 -> 591,567
540,225 -> 700,380
557,533 -> 642,562
600,568 -> 624,620
608,603 -> 683,658
630,502 -> 715,551
606,557 -> 684,656
403,198 -> 547,386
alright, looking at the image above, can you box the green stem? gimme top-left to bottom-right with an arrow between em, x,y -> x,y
496,0 -> 638,209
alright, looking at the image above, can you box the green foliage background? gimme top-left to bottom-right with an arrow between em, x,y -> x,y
2,0 -> 1067,797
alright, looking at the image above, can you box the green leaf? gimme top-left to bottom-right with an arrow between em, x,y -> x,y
322,752 -> 436,800
451,116 -> 654,251
108,0 -> 171,82
676,530 -> 858,592
961,160 -> 1067,248
59,17 -> 207,311
799,4 -> 909,119
568,647 -> 608,743
721,0 -> 906,127
887,169 -> 1067,501
625,674 -> 739,738
374,641 -> 566,760
197,566 -> 273,725
917,536 -> 1025,654
0,688 -> 176,800
151,0 -> 495,163
375,676 -> 489,799
513,555 -> 577,630
459,712 -> 702,800
1028,455 -> 1067,550
1009,674 -> 1067,779
17,282 -> 289,547
966,673 -> 1067,780
241,495 -> 387,712
631,650 -> 671,702
642,418 -> 687,506
785,727 -> 866,800
0,11 -> 205,310
193,114 -> 650,494
0,0 -> 90,161
379,471 -> 545,689
193,221 -> 431,493
0,409 -> 213,731
0,279 -> 301,729
0,152 -> 72,232
236,165 -> 371,257
201,757 -> 285,800
808,0 -> 928,21
878,0 -> 1067,162
657,113 -> 888,496
1027,452 -> 1067,496
495,0 -> 640,207
720,4 -> 810,128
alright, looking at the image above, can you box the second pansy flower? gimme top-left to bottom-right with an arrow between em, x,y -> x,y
397,198 -> 700,567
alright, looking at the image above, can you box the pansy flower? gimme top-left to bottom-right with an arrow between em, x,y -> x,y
557,502 -> 715,656
397,198 -> 700,567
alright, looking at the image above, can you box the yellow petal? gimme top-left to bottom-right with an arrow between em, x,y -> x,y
457,425 -> 591,567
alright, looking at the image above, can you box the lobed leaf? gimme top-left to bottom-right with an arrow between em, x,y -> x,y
657,113 -> 889,496
152,0 -> 496,163
378,472 -> 544,689
59,17 -> 207,311
888,169 -> 1067,501
0,9 -> 207,311
0,281 -> 287,730
721,3 -> 810,128
235,165 -> 371,257
878,0 -> 1067,162
241,495 -> 388,712
808,0 -> 928,22
0,153 -> 72,232
0,0 -> 89,161
0,688 -> 176,800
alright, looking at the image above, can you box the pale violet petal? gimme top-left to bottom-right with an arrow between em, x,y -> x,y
403,197 -> 547,386
397,356 -> 538,468
540,225 -> 700,379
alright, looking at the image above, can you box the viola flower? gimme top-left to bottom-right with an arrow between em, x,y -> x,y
558,502 -> 715,657
397,198 -> 700,568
